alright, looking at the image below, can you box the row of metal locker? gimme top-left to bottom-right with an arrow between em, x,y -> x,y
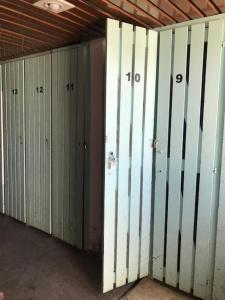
0,44 -> 89,249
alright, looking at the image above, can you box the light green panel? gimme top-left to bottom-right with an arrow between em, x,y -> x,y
52,45 -> 88,249
25,53 -> 51,234
2,60 -> 25,222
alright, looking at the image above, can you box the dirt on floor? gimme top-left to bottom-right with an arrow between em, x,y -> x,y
122,278 -> 196,300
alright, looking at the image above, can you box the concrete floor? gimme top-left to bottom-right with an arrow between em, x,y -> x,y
0,215 -> 131,300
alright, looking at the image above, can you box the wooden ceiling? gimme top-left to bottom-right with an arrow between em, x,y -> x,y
0,0 -> 224,61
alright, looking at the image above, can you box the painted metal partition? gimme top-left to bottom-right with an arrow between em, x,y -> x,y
103,19 -> 158,292
153,19 -> 225,300
52,44 -> 88,248
25,53 -> 51,234
2,60 -> 25,222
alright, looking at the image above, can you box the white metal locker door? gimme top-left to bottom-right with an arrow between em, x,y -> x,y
103,19 -> 158,292
25,53 -> 51,234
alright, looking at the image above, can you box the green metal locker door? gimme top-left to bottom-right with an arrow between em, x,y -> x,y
25,53 -> 51,233
52,46 -> 84,249
70,46 -> 85,249
52,48 -> 72,244
2,60 -> 25,222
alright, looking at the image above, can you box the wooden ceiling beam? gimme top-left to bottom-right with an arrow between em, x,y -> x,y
123,0 -> 166,25
18,0 -> 92,30
20,0 -> 102,35
168,0 -> 205,18
147,0 -> 190,22
0,0 -> 74,34
0,9 -> 73,39
71,0 -> 113,19
0,38 -> 32,50
144,0 -> 177,23
210,0 -> 222,12
0,22 -> 53,46
90,0 -> 152,27
78,0 -> 115,19
0,15 -> 64,43
190,0 -> 220,16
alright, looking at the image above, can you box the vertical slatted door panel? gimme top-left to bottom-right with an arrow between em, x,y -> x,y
128,26 -> 146,283
153,30 -> 173,281
75,45 -> 87,249
11,62 -> 17,220
103,19 -> 120,293
179,23 -> 205,293
2,64 -> 9,216
1,65 -> 7,216
7,62 -> 15,219
104,19 -> 158,292
2,61 -> 25,222
140,30 -> 158,278
40,54 -> 51,233
61,50 -> 71,245
15,60 -> 25,222
194,20 -> 225,299
115,22 -> 133,287
52,49 -> 71,242
12,62 -> 18,220
70,47 -> 81,247
7,63 -> 13,218
213,111 -> 225,300
166,27 -> 188,287
26,56 -> 38,230
25,57 -> 35,229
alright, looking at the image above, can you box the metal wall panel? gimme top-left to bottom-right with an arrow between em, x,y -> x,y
25,53 -> 51,234
52,44 -> 87,248
103,19 -> 158,292
2,60 -> 25,222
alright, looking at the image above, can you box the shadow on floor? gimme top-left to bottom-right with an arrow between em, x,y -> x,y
0,215 -> 131,300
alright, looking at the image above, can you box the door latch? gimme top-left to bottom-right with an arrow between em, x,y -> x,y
108,152 -> 116,170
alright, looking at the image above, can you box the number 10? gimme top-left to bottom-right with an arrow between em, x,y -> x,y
126,72 -> 141,83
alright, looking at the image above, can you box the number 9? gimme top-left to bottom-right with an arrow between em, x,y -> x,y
176,74 -> 183,83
